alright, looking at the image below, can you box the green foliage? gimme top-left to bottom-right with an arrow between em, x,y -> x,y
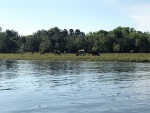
92,47 -> 98,52
0,26 -> 150,53
113,43 -> 120,53
0,29 -> 21,53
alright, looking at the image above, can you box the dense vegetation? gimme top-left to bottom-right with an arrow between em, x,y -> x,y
0,26 -> 150,53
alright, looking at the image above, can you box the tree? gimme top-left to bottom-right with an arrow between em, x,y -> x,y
4,30 -> 20,53
24,35 -> 33,52
135,35 -> 149,53
69,29 -> 74,36
0,32 -> 7,52
39,35 -> 51,52
80,32 -> 85,37
61,29 -> 68,37
75,29 -> 81,36
113,43 -> 120,53
0,26 -> 150,53
0,27 -> 2,32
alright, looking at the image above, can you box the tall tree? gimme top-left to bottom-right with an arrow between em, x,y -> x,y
0,27 -> 2,32
69,29 -> 74,36
75,29 -> 81,36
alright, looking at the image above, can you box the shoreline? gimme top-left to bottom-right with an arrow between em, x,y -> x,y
0,53 -> 150,62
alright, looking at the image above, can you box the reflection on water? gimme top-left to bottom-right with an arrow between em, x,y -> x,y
0,60 -> 150,113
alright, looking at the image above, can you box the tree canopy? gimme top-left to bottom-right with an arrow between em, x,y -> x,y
0,26 -> 150,53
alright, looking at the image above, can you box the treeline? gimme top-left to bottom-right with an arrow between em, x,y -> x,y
0,26 -> 150,53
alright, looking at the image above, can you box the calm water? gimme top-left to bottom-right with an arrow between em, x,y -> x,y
0,60 -> 150,113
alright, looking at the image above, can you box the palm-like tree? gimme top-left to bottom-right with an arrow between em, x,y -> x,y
69,29 -> 74,36
75,29 -> 80,36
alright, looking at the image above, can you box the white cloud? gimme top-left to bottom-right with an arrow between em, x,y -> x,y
127,4 -> 150,32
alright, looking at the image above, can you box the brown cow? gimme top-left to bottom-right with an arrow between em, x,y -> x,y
54,50 -> 61,55
76,49 -> 85,56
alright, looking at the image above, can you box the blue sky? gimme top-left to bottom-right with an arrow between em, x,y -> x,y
0,0 -> 150,35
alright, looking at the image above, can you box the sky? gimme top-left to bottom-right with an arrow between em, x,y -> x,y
0,0 -> 150,36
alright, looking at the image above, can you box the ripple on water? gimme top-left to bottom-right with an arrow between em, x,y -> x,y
0,61 -> 150,113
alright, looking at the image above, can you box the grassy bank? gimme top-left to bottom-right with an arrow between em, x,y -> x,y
0,53 -> 150,62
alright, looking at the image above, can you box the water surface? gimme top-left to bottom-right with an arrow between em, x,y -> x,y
0,60 -> 150,113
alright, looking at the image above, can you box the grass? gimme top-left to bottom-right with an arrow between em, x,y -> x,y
0,52 -> 150,62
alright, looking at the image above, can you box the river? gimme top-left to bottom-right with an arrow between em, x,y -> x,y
0,60 -> 150,113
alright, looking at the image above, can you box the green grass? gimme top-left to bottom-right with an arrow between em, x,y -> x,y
0,52 -> 150,62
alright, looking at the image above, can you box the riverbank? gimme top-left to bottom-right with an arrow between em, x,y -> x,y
0,53 -> 150,62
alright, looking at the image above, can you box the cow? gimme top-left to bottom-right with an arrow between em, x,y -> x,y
39,51 -> 44,54
91,51 -> 99,56
54,50 -> 61,55
76,49 -> 85,56
130,50 -> 134,53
